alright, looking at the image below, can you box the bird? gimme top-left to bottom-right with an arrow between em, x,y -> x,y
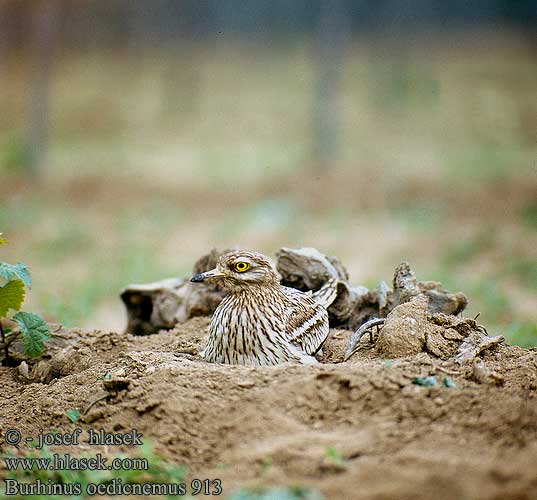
190,250 -> 337,366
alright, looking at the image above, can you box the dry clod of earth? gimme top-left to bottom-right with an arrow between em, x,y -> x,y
1,248 -> 537,499
374,295 -> 428,357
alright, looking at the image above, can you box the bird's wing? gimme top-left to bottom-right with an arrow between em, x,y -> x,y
311,277 -> 338,309
282,287 -> 330,355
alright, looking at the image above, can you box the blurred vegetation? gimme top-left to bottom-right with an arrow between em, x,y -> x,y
0,442 -> 186,500
228,486 -> 323,500
1,34 -> 536,344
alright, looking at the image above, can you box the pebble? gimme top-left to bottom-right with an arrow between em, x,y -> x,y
237,380 -> 255,388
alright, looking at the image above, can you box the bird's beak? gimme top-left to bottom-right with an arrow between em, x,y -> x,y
190,268 -> 225,283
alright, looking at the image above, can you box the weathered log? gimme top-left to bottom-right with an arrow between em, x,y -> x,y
472,358 -> 505,385
455,330 -> 504,364
382,261 -> 468,317
121,249 -> 229,335
276,247 -> 348,290
120,247 -> 468,337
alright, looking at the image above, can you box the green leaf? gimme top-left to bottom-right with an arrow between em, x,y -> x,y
412,376 -> 437,387
13,311 -> 50,357
325,446 -> 347,468
0,233 -> 7,245
443,377 -> 457,388
0,262 -> 32,288
66,409 -> 81,423
0,279 -> 26,316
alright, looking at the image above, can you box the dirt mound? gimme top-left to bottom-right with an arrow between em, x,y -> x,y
1,312 -> 536,499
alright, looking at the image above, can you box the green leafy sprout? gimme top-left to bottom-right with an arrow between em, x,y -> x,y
324,446 -> 347,470
443,377 -> 457,388
411,376 -> 438,387
0,234 -> 50,364
65,409 -> 81,423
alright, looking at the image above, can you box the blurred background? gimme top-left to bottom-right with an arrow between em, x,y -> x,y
1,1 -> 536,344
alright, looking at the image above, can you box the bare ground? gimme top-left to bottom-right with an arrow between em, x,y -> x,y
1,316 -> 537,500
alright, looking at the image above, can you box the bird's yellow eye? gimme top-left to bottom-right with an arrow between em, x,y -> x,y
234,262 -> 249,273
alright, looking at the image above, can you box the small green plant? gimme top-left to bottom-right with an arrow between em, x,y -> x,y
443,377 -> 457,388
324,447 -> 347,470
260,457 -> 273,477
412,376 -> 438,387
65,409 -> 81,423
0,234 -> 50,364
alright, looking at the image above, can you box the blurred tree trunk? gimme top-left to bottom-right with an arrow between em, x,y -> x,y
312,0 -> 351,169
25,1 -> 59,177
0,4 -> 8,76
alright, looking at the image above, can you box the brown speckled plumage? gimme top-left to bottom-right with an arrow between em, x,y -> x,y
190,250 -> 337,366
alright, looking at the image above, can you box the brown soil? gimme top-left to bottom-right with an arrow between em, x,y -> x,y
1,317 -> 537,500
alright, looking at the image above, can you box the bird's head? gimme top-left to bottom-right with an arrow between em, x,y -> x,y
190,250 -> 279,289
